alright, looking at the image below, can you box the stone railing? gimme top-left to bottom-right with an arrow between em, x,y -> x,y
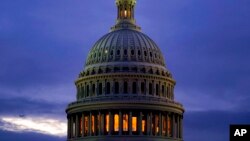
68,95 -> 183,107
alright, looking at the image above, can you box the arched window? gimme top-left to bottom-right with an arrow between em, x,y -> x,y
86,85 -> 89,97
92,84 -> 95,95
149,83 -> 153,95
106,82 -> 111,94
124,82 -> 128,94
117,50 -> 120,55
138,50 -> 141,56
132,82 -> 137,94
124,49 -> 127,55
115,82 -> 119,94
141,82 -> 145,94
131,49 -> 135,55
156,84 -> 159,96
98,83 -> 102,95
162,85 -> 165,97
166,86 -> 169,98
81,85 -> 85,98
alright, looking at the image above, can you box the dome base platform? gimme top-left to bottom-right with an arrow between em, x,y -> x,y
68,136 -> 182,141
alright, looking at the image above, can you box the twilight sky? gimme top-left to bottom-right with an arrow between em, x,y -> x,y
0,0 -> 250,141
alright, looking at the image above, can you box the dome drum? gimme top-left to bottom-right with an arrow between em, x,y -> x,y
66,109 -> 183,141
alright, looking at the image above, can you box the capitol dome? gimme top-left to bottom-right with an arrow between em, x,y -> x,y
66,0 -> 184,141
85,29 -> 166,67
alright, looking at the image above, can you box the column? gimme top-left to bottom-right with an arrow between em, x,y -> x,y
166,113 -> 169,137
109,111 -> 112,135
95,81 -> 98,96
159,82 -> 162,97
111,81 -> 114,95
94,113 -> 98,136
119,111 -> 122,135
101,113 -> 105,135
146,80 -> 149,95
81,113 -> 85,137
172,113 -> 175,138
159,112 -> 162,136
137,80 -> 141,94
177,115 -> 180,138
153,81 -> 155,96
180,116 -> 183,139
71,116 -> 74,138
129,111 -> 132,135
89,112 -> 92,136
150,112 -> 153,135
139,112 -> 143,135
67,116 -> 70,139
147,113 -> 150,135
76,114 -> 79,137
98,112 -> 101,136
89,82 -> 93,97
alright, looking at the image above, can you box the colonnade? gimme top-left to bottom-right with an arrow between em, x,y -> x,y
68,110 -> 183,139
77,79 -> 174,100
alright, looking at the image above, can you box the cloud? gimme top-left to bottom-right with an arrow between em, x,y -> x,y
0,130 -> 64,141
0,116 -> 66,137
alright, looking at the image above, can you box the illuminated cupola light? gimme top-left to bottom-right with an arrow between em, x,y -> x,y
111,0 -> 141,31
116,0 -> 136,22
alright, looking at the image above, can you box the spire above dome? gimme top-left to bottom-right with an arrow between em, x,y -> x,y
111,0 -> 141,31
116,0 -> 136,24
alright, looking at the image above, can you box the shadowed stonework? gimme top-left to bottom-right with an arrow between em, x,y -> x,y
66,0 -> 184,140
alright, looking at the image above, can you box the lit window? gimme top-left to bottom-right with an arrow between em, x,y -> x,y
168,116 -> 171,136
155,115 -> 159,134
132,117 -> 137,131
114,114 -> 119,131
142,120 -> 145,132
80,118 -> 82,135
162,115 -> 167,136
123,114 -> 128,131
73,122 -> 76,137
124,10 -> 127,18
106,114 -> 109,132
91,115 -> 95,134
84,116 -> 88,136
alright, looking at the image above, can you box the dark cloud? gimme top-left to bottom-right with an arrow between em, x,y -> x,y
0,97 -> 66,117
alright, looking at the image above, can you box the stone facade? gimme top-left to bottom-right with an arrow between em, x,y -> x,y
66,0 -> 184,141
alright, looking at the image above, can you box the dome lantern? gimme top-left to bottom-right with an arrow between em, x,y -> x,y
111,0 -> 141,31
116,0 -> 136,24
